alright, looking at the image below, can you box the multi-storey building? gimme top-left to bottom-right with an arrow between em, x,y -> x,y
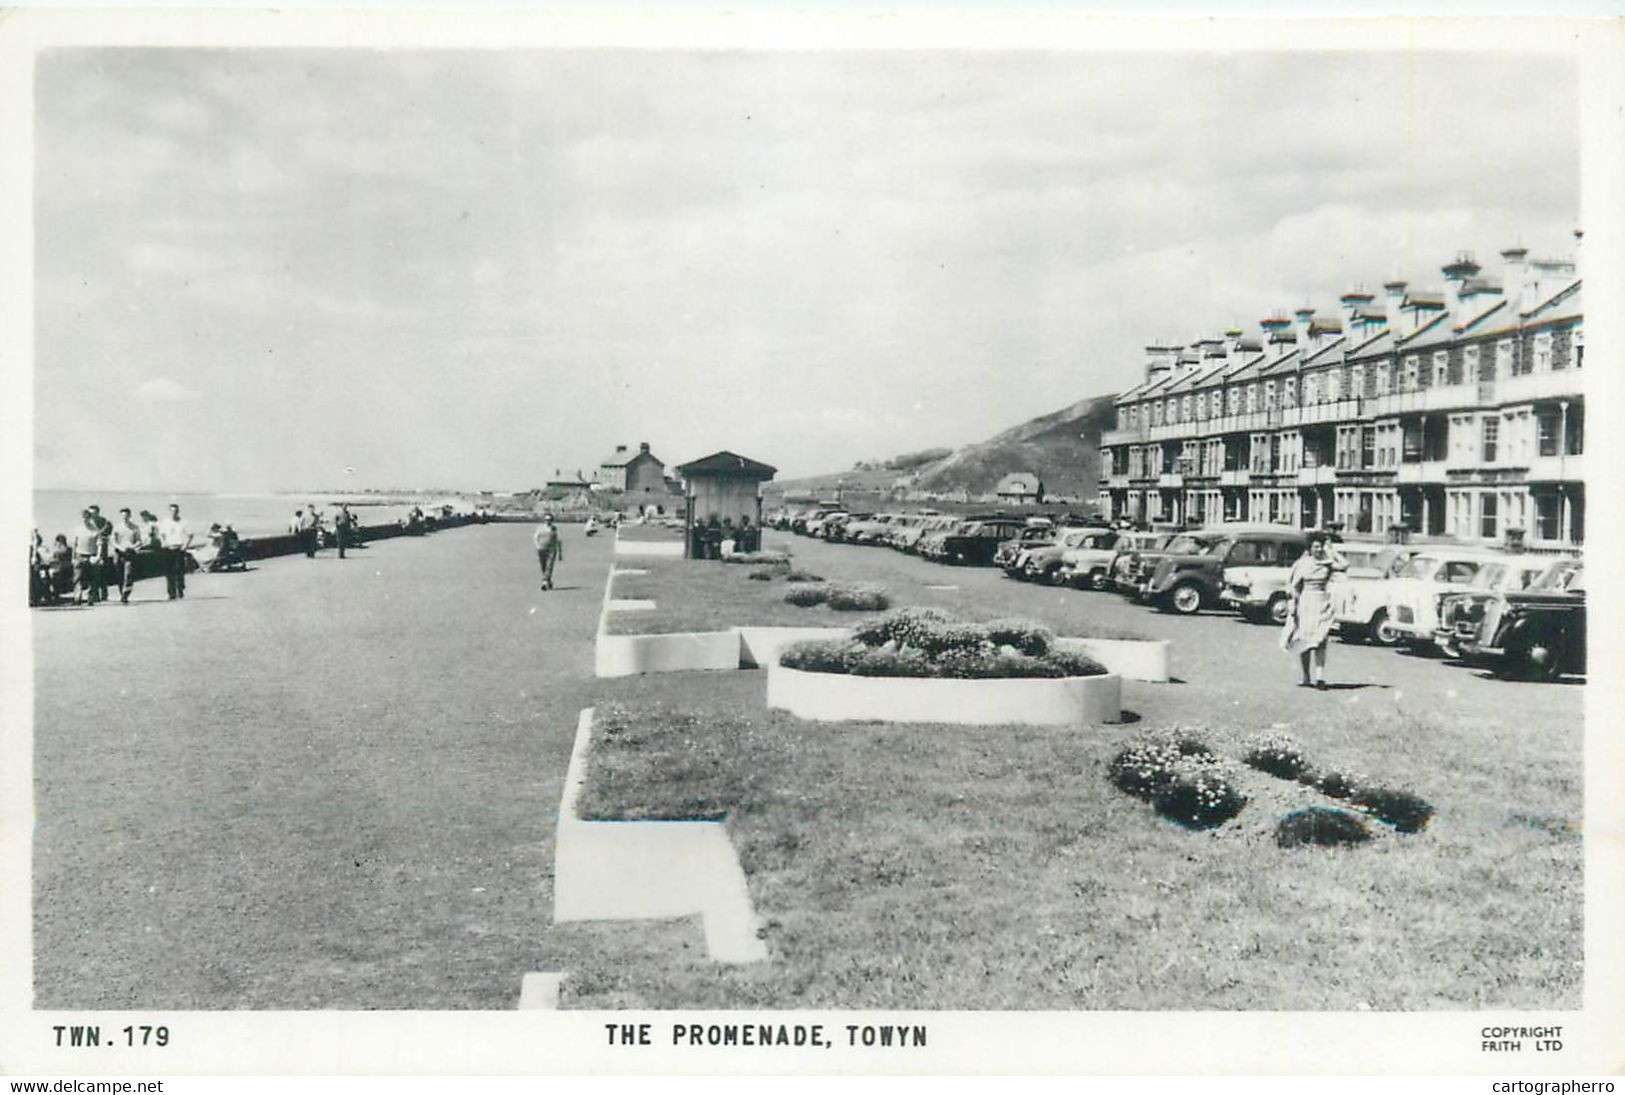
1099,243 -> 1584,550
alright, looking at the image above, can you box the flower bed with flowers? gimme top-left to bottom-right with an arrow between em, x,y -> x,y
601,557 -> 893,636
778,607 -> 1107,680
1105,728 -> 1436,842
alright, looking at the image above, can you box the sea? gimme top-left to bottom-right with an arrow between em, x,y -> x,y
31,490 -> 467,540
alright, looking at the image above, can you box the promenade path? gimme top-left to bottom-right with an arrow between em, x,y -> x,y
33,521 -> 610,1009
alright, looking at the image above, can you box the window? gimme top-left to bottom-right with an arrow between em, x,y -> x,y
1181,395 -> 1192,421
1326,371 -> 1342,402
1481,417 -> 1499,462
1361,426 -> 1375,468
1402,356 -> 1419,391
1246,386 -> 1259,413
1376,363 -> 1392,394
1351,365 -> 1365,396
1534,333 -> 1553,372
1463,345 -> 1479,384
1479,494 -> 1498,539
1432,352 -> 1449,386
1565,406 -> 1583,455
1167,398 -> 1178,423
1283,377 -> 1297,406
1264,381 -> 1277,409
1495,340 -> 1514,379
1228,388 -> 1241,414
1535,494 -> 1560,541
1303,376 -> 1319,404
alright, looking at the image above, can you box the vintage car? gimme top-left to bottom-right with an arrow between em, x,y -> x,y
1147,527 -> 1308,616
1331,544 -> 1426,645
1458,558 -> 1585,679
925,517 -> 1027,565
1217,533 -> 1312,624
1433,555 -> 1562,657
1383,548 -> 1505,649
994,525 -> 1058,571
1105,531 -> 1174,593
1012,526 -> 1117,584
802,510 -> 848,538
819,512 -> 870,541
904,515 -> 961,555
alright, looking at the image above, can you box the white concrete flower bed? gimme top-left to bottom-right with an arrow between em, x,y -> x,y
613,539 -> 684,557
1054,636 -> 1171,683
765,661 -> 1123,726
595,628 -> 742,677
736,626 -> 850,669
553,708 -> 767,964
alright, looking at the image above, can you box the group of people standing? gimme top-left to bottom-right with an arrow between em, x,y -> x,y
289,503 -> 356,559
30,502 -> 197,607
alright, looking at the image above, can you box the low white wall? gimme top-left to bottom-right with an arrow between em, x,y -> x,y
553,708 -> 768,964
736,626 -> 850,669
606,598 -> 656,612
595,629 -> 742,678
1054,637 -> 1171,683
766,662 -> 1122,726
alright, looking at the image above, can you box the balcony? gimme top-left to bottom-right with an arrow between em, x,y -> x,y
1527,454 -> 1584,482
1218,469 -> 1250,486
1289,398 -> 1370,427
1396,460 -> 1448,484
1157,473 -> 1184,489
1102,474 -> 1130,489
1372,383 -> 1480,417
1296,467 -> 1336,487
1500,369 -> 1585,406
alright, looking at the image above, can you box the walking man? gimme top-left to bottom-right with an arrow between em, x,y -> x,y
87,504 -> 112,603
157,502 -> 194,600
71,510 -> 100,606
335,503 -> 352,559
534,513 -> 563,590
299,505 -> 320,558
111,506 -> 144,603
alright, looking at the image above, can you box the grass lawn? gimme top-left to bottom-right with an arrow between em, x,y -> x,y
602,557 -> 889,635
546,670 -> 1581,1010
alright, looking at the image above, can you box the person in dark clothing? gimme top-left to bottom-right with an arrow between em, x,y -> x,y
110,507 -> 144,603
335,504 -> 353,559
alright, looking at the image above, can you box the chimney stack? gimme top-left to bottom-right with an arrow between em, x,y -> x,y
1383,279 -> 1410,337
639,441 -> 651,454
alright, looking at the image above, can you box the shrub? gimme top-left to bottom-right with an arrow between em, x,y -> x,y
850,646 -> 936,678
784,570 -> 825,583
747,569 -> 774,581
1242,731 -> 1312,781
784,585 -> 830,607
1311,770 -> 1362,799
723,551 -> 792,566
1108,735 -> 1204,801
1350,787 -> 1435,834
1152,758 -> 1248,830
780,638 -> 867,674
1276,808 -> 1372,848
1040,649 -> 1108,678
825,583 -> 891,612
984,618 -> 1056,657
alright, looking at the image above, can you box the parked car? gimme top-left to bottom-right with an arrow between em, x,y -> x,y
1146,527 -> 1308,615
1218,533 -> 1312,624
803,510 -> 847,538
907,515 -> 962,556
843,513 -> 897,545
1459,558 -> 1585,680
1104,531 -> 1173,593
1331,544 -> 1426,645
1383,548 -> 1505,649
1015,527 -> 1117,585
995,526 -> 1057,572
928,518 -> 1027,566
1433,555 -> 1562,657
821,512 -> 870,541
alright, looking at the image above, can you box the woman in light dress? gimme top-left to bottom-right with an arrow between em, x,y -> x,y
1280,531 -> 1348,689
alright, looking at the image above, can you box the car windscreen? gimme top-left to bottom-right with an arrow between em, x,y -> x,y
1532,561 -> 1583,592
1164,535 -> 1219,555
1397,557 -> 1443,581
1225,539 -> 1288,565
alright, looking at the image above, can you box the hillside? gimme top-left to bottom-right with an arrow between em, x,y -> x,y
773,391 -> 1118,502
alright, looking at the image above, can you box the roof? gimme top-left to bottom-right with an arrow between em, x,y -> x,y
1344,327 -> 1396,362
996,472 -> 1041,492
1524,280 -> 1582,325
1299,336 -> 1347,368
599,447 -> 662,468
1165,359 -> 1229,394
675,450 -> 778,479
1396,309 -> 1453,352
1221,352 -> 1270,384
1259,348 -> 1305,377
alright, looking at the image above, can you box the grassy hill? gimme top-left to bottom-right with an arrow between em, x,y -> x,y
771,391 -> 1118,504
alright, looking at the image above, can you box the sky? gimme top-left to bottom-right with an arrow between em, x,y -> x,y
33,49 -> 1578,492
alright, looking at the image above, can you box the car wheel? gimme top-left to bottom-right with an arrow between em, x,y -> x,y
1048,566 -> 1069,587
1523,637 -> 1567,681
1266,594 -> 1290,626
1367,610 -> 1400,647
1166,582 -> 1203,615
1089,569 -> 1111,592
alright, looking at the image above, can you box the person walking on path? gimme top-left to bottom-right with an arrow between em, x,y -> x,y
87,504 -> 113,604
298,505 -> 320,558
157,503 -> 195,600
335,503 -> 353,559
71,510 -> 101,606
110,507 -> 145,603
534,514 -> 563,590
1279,531 -> 1348,689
